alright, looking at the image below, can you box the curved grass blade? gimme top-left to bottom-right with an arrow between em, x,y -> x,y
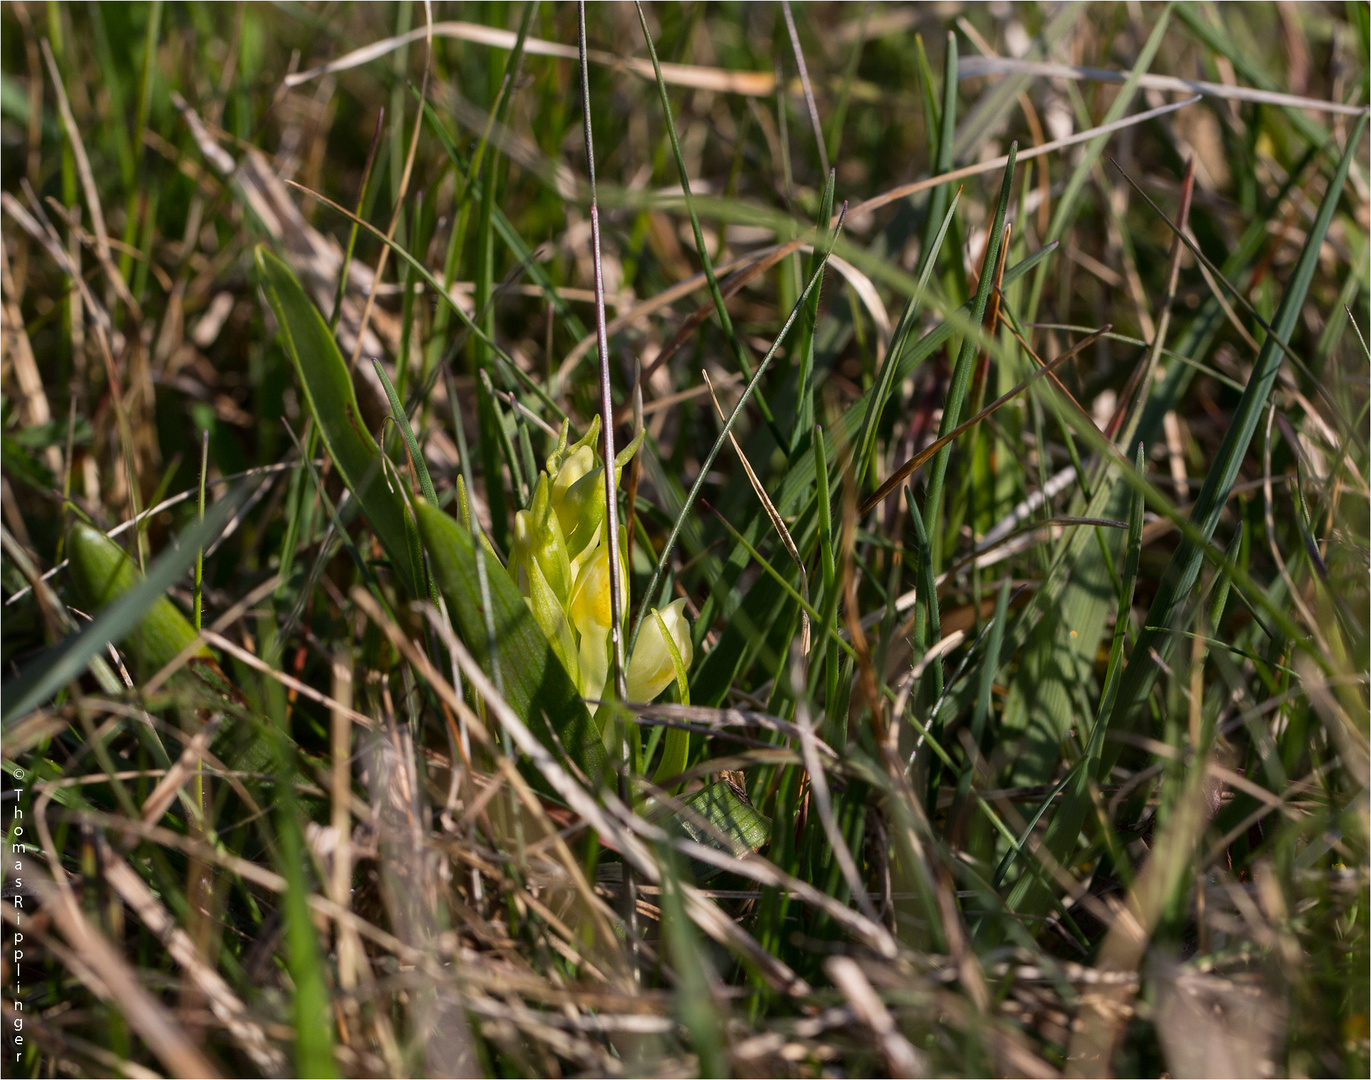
629,204 -> 849,654
920,144 -> 1017,568
373,358 -> 438,506
853,187 -> 962,493
861,324 -> 1108,516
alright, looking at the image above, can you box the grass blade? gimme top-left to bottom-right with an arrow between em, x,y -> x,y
1101,112 -> 1368,769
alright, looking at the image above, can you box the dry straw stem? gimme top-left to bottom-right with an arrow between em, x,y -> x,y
285,19 -> 775,96
345,0 -> 433,372
840,94 -> 1200,224
25,795 -> 221,1079
861,325 -> 1110,515
39,39 -> 140,319
95,838 -> 283,1073
559,96 -> 1194,390
704,369 -> 810,658
826,956 -> 926,1078
959,55 -> 1371,116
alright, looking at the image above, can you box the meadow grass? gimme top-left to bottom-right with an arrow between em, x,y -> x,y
1,3 -> 1368,1076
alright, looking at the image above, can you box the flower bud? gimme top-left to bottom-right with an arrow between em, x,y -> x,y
524,475 -> 572,602
555,463 -> 606,561
626,599 -> 693,703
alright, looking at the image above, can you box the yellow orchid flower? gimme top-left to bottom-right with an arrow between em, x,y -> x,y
509,417 -> 685,714
627,598 -> 692,702
567,529 -> 629,703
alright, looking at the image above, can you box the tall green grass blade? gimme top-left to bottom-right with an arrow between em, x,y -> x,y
917,32 -> 959,284
373,359 -> 438,507
854,187 -> 962,492
908,488 -> 943,701
921,144 -> 1016,569
629,207 -> 848,654
692,245 -> 1058,707
793,168 -> 836,450
1001,444 -> 1147,914
632,0 -> 786,446
809,425 -> 842,741
656,845 -> 727,1077
281,182 -> 566,424
1101,112 -> 1367,771
1023,4 -> 1173,319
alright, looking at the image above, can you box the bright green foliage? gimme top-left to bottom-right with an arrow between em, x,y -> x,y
4,5 -> 1367,1078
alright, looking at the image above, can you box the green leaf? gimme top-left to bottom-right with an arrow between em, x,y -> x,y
413,499 -> 608,785
692,245 -> 1059,707
254,246 -> 420,596
2,499 -> 238,726
372,358 -> 438,507
651,779 -> 771,882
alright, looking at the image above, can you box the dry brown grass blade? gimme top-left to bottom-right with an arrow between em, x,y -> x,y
619,242 -> 890,417
631,701 -> 838,758
793,656 -> 883,928
969,220 -> 1012,410
64,803 -> 429,964
631,238 -> 808,388
781,0 -> 830,176
842,96 -> 1200,225
1107,158 -> 1196,441
680,883 -> 811,995
202,629 -> 376,729
561,239 -> 804,388
959,55 -> 1370,115
499,759 -> 632,986
839,452 -> 888,741
284,20 -> 776,97
0,235 -> 55,455
169,93 -> 392,362
39,38 -> 140,320
326,651 -> 366,1006
350,588 -> 632,983
861,325 -> 1110,516
346,0 -> 433,373
3,186 -> 144,554
21,860 -> 221,1078
96,837 -> 284,1073
140,713 -> 223,824
826,957 -> 926,1078
1064,767 -> 1215,1075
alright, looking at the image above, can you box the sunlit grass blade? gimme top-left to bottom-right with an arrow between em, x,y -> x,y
632,0 -> 787,446
1101,112 -> 1367,771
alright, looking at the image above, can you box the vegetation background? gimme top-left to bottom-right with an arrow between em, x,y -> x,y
1,1 -> 1367,1076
